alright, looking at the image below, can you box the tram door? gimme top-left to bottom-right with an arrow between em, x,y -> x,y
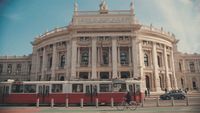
38,85 -> 50,104
0,85 -> 9,104
85,84 -> 97,104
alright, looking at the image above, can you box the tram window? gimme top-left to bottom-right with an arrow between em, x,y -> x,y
72,84 -> 83,92
24,84 -> 36,93
117,84 -> 126,92
52,84 -> 63,93
0,86 -> 2,94
39,86 -> 43,94
12,84 -> 23,93
135,84 -> 140,94
100,84 -> 111,92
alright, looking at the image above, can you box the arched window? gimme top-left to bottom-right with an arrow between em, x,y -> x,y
181,78 -> 184,88
60,55 -> 65,68
179,62 -> 182,72
48,55 -> 52,69
144,53 -> 149,67
157,55 -> 161,67
81,51 -> 89,65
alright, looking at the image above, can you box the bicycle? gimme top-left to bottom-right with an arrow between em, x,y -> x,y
116,98 -> 139,111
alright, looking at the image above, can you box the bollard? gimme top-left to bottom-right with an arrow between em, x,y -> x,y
80,98 -> 83,108
36,98 -> 39,108
141,98 -> 144,107
51,98 -> 54,108
111,98 -> 114,107
186,96 -> 189,106
171,97 -> 174,106
96,98 -> 99,108
65,98 -> 69,108
156,97 -> 159,107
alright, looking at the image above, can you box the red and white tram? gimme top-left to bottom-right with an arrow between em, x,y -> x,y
0,79 -> 143,105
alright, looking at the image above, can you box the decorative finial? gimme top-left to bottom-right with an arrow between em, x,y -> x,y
130,0 -> 134,14
99,0 -> 108,14
74,0 -> 78,14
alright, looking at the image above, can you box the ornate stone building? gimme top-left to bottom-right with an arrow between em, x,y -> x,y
0,55 -> 32,81
0,1 -> 199,92
175,52 -> 200,91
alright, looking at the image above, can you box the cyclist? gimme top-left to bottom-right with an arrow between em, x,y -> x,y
125,91 -> 132,105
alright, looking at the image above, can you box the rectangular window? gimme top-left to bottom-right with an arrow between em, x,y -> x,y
189,62 -> 195,73
12,84 -> 23,93
99,84 -> 111,92
72,84 -> 83,92
52,84 -> 63,93
24,84 -> 36,93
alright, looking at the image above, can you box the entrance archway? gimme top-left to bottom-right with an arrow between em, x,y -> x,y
145,75 -> 150,89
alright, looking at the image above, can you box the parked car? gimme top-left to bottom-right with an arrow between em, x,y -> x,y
160,90 -> 186,100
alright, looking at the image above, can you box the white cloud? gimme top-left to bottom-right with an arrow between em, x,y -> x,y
152,0 -> 200,53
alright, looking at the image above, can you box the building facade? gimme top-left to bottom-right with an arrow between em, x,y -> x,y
0,55 -> 32,81
0,1 -> 200,93
175,52 -> 200,91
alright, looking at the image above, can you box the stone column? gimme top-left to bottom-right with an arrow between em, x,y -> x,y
138,39 -> 146,92
41,47 -> 46,80
132,37 -> 138,78
152,43 -> 161,92
112,37 -> 118,79
92,37 -> 97,79
171,49 -> 178,89
51,44 -> 57,81
71,38 -> 77,79
164,45 -> 171,90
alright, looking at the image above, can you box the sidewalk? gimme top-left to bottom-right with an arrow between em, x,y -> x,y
1,106 -> 200,113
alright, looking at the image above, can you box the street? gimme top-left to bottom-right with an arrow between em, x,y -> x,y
0,106 -> 200,113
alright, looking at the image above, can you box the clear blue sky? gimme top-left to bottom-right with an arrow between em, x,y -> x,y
0,0 -> 199,56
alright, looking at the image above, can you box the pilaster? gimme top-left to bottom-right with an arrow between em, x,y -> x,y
92,37 -> 97,79
41,47 -> 46,80
152,42 -> 161,92
71,38 -> 77,79
164,45 -> 171,90
171,49 -> 178,89
51,44 -> 57,81
112,37 -> 118,79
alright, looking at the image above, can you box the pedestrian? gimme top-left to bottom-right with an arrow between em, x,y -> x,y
165,88 -> 167,93
185,88 -> 188,94
147,88 -> 150,97
145,90 -> 147,97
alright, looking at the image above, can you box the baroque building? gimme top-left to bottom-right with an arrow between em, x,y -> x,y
0,1 -> 200,93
